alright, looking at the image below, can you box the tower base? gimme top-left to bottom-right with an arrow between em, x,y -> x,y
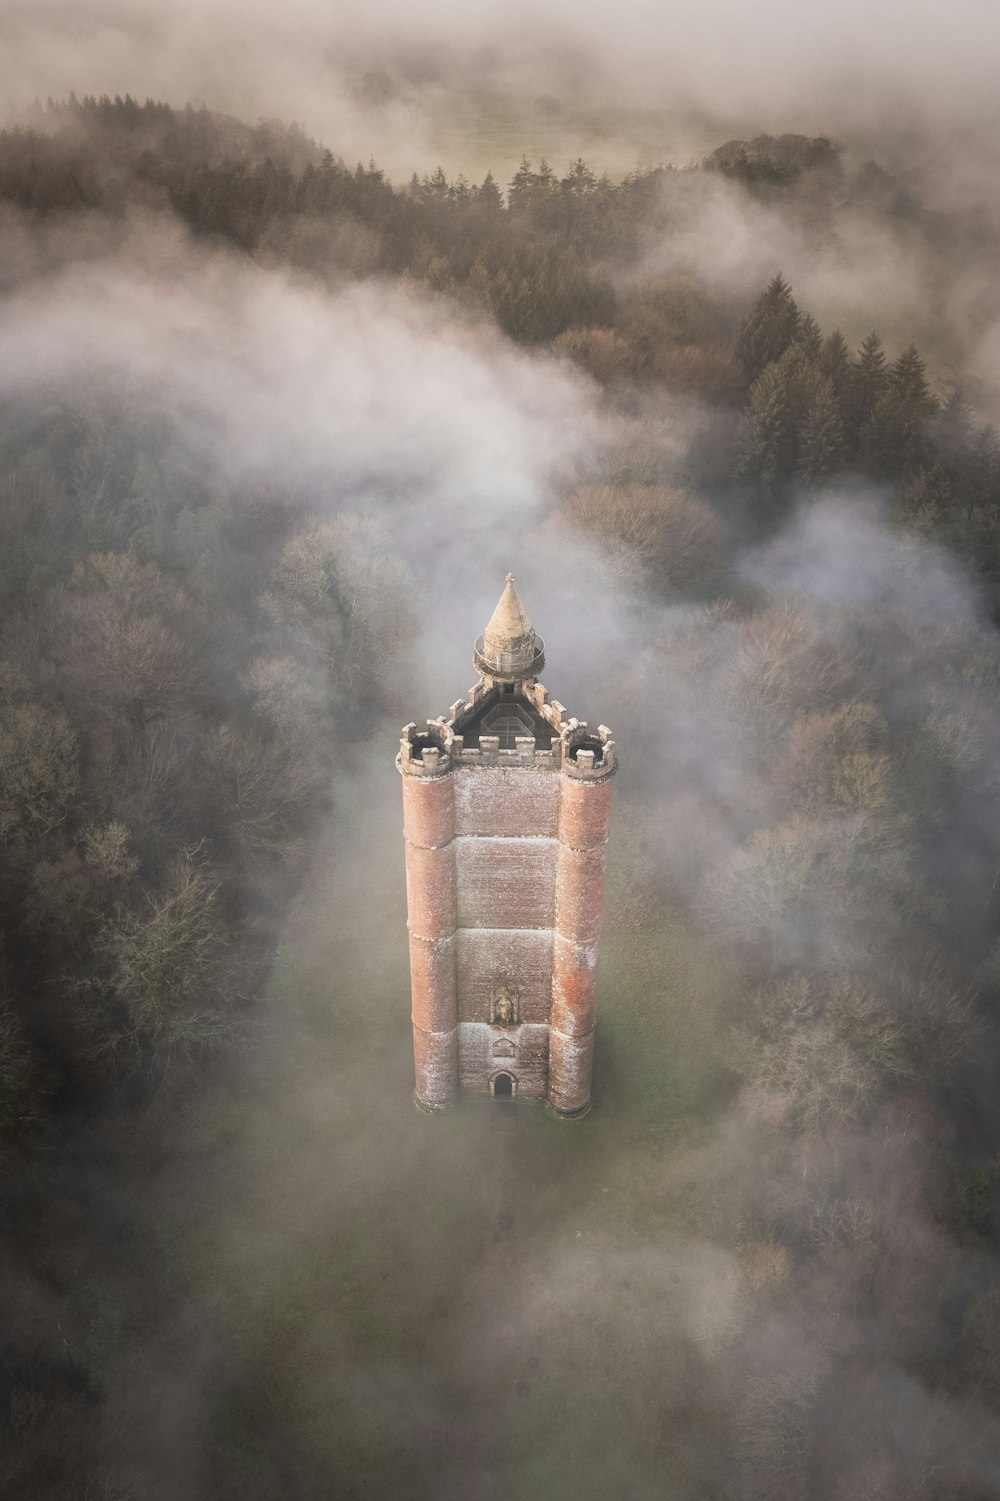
544,1096 -> 593,1121
413,1092 -> 455,1115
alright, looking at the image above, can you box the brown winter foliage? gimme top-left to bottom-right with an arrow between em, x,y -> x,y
2,94 -> 1000,1501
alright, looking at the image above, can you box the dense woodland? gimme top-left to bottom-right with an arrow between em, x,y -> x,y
4,95 -> 1000,1499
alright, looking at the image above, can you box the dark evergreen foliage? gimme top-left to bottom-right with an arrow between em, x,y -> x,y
730,281 -> 1000,576
704,131 -> 843,187
733,274 -> 802,382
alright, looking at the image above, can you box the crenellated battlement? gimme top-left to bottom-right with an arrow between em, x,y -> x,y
454,739 -> 559,770
397,720 -> 452,777
399,687 -> 614,780
561,719 -> 617,782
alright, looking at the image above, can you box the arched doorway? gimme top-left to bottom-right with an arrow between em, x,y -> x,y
493,1072 -> 514,1098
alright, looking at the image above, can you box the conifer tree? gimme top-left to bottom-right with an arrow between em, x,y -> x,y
796,313 -> 822,360
475,170 -> 503,217
846,333 -> 888,454
796,378 -> 845,485
890,344 -> 937,416
859,387 -> 927,477
507,155 -> 534,215
965,423 -> 1000,510
734,274 -> 802,383
857,343 -> 937,477
735,357 -> 797,491
819,331 -> 851,403
562,158 -> 596,193
934,387 -> 973,460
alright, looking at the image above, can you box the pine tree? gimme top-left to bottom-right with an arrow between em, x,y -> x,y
735,357 -> 797,491
420,166 -> 451,204
965,423 -> 1000,511
859,388 -> 926,477
507,155 -> 534,216
846,333 -> 888,456
475,170 -> 503,217
507,156 -> 557,226
796,378 -> 845,485
734,274 -> 802,383
562,158 -> 596,193
928,387 -> 973,495
796,313 -> 822,361
819,331 -> 851,403
890,344 -> 937,416
856,344 -> 937,477
557,158 -> 598,244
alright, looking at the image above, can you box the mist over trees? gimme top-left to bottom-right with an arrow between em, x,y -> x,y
3,92 -> 1000,1500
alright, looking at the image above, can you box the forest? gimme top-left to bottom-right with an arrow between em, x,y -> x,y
3,85 -> 1000,1500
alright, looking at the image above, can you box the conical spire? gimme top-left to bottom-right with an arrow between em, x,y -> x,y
474,574 -> 545,680
484,574 -> 533,650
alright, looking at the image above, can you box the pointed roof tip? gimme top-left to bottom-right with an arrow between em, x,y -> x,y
485,573 -> 533,649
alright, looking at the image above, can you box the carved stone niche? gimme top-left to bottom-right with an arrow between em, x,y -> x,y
491,982 -> 518,1027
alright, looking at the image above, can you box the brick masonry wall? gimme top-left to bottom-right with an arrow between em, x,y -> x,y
408,932 -> 457,1033
402,772 -> 454,848
459,1021 -> 550,1096
454,766 -> 559,837
452,766 -> 558,1100
403,771 -> 458,1109
401,722 -> 612,1112
546,1029 -> 596,1114
456,928 -> 554,1023
454,836 -> 557,930
405,843 -> 457,941
414,1025 -> 461,1108
549,776 -> 612,1115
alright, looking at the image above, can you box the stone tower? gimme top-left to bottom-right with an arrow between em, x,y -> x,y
397,576 -> 616,1116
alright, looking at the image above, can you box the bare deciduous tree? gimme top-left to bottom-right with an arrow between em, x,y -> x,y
0,702 -> 78,845
202,724 -> 322,866
93,851 -> 237,1065
562,481 -> 730,593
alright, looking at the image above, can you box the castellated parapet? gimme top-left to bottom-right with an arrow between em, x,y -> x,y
397,576 -> 616,1117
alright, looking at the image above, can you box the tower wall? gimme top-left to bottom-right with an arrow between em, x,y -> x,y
401,768 -> 458,1109
451,765 -> 557,1098
456,928 -> 554,1023
454,836 -> 557,930
548,774 -> 613,1116
454,765 -> 559,838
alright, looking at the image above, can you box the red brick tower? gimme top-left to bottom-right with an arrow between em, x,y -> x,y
397,576 -> 616,1116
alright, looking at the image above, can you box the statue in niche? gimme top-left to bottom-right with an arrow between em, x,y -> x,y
493,984 -> 517,1027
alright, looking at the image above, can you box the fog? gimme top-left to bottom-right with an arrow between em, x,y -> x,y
2,4 -> 1000,1499
6,0 -> 1000,180
0,233 -> 597,525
